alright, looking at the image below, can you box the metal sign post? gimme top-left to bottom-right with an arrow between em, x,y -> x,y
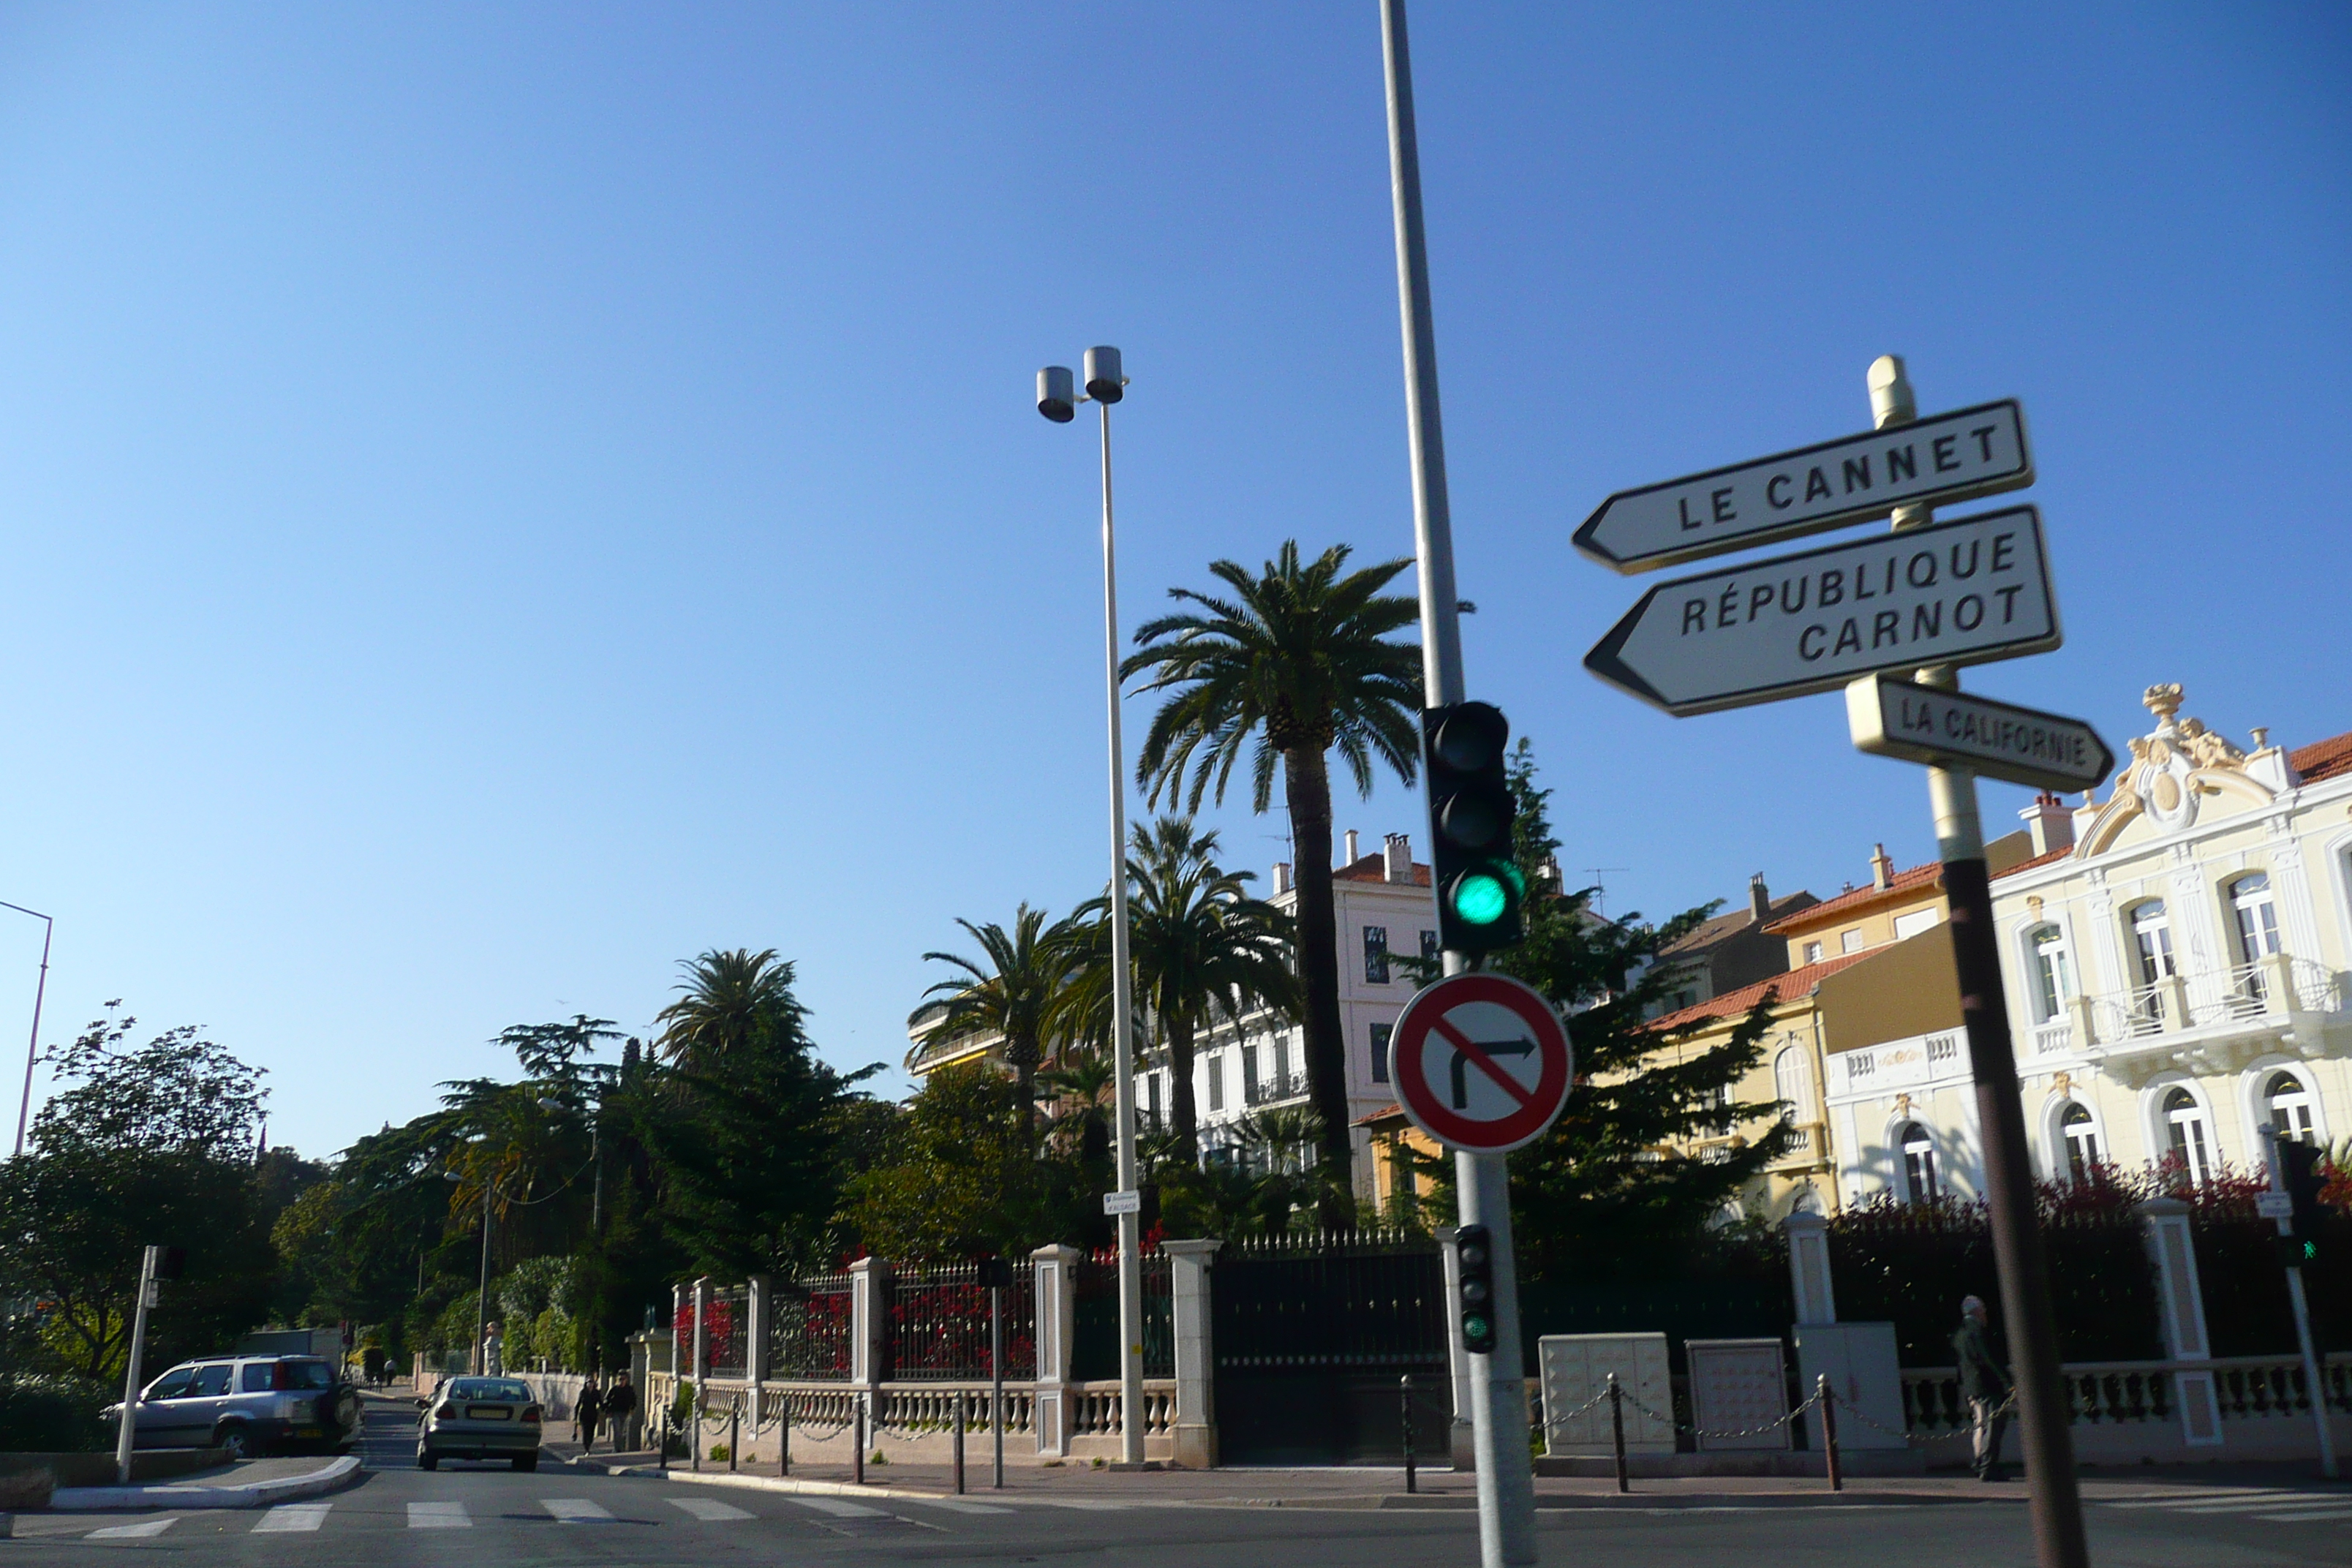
2264,1131 -> 2337,1479
113,1245 -> 160,1486
1381,2 -> 1536,1561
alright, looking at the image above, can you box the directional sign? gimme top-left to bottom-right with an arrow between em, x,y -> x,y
1389,973 -> 1572,1153
1846,675 -> 2114,793
1583,506 -> 2060,717
1575,400 -> 2031,573
2257,1192 -> 2295,1222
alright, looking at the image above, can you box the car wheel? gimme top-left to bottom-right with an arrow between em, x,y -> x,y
212,1424 -> 252,1461
417,1449 -> 439,1471
513,1454 -> 537,1472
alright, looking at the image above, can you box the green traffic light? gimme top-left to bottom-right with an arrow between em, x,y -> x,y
1463,1315 -> 1490,1341
1453,872 -> 1509,926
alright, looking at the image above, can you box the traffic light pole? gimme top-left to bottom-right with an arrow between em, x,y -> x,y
1382,3 -> 1537,1563
2266,1131 -> 2337,1479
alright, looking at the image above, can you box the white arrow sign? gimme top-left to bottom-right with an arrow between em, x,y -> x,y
1846,676 -> 2114,793
1574,400 -> 2031,573
1583,506 -> 2061,717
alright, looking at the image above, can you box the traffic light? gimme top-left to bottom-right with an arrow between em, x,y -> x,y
2281,1139 -> 2326,1268
1456,1224 -> 1497,1356
1422,703 -> 1523,955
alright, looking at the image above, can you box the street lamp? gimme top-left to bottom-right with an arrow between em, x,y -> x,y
1035,345 -> 1145,1466
4,901 -> 54,1158
446,1152 -> 502,1376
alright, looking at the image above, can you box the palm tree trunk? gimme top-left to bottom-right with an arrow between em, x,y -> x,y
1167,1011 -> 1199,1162
1282,746 -> 1357,1225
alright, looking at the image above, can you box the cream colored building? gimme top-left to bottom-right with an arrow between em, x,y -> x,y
1827,684 -> 2352,1204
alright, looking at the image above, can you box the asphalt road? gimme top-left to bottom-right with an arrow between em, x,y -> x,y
12,1401 -> 2352,1565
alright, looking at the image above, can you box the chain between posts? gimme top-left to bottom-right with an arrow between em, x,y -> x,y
1559,1381 -> 2020,1447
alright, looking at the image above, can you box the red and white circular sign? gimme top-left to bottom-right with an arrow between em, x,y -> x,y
1388,973 -> 1572,1153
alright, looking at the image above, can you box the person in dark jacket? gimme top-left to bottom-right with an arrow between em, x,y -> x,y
1953,1294 -> 2010,1480
600,1371 -> 640,1453
575,1376 -> 604,1453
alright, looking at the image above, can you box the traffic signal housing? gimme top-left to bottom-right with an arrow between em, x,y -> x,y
1422,703 -> 1523,956
2281,1139 -> 2326,1268
1456,1224 -> 1497,1356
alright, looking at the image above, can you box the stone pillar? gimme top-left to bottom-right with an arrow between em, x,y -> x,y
1438,1226 -> 1475,1470
2139,1198 -> 2223,1446
747,1275 -> 770,1430
690,1276 -> 711,1458
1031,1244 -> 1081,1457
1784,1213 -> 1836,1325
1162,1240 -> 1221,1469
849,1256 -> 889,1444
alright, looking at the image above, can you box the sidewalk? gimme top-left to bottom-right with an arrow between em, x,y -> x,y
48,1455 -> 363,1512
549,1436 -> 2330,1510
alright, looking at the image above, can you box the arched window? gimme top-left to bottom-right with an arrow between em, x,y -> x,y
1774,1046 -> 1815,1125
2163,1087 -> 2213,1186
2128,901 -> 2176,1029
1898,1121 -> 1940,1204
2059,1101 -> 2101,1182
2268,1071 -> 2316,1145
2027,924 -> 2074,1023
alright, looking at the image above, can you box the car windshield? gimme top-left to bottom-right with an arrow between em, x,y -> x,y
446,1379 -> 532,1403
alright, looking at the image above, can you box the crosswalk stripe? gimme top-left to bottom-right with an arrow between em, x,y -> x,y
2253,1505 -> 2352,1522
543,1498 -> 614,1523
789,1496 -> 889,1518
408,1501 -> 471,1529
668,1496 -> 755,1521
2176,1496 -> 2322,1514
2107,1491 -> 2302,1509
923,1498 -> 1014,1515
253,1503 -> 332,1533
89,1517 -> 179,1539
1033,1499 -> 1131,1510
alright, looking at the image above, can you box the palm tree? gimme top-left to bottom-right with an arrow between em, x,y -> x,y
654,949 -> 806,1074
1035,1046 -> 1117,1166
1070,816 -> 1296,1162
1122,541 -> 1420,1199
911,905 -> 1079,1123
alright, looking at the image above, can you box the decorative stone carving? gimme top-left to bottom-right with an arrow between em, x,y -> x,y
2083,683 -> 2278,855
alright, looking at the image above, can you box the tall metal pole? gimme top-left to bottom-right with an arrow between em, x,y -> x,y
2266,1129 -> 2338,1478
1873,355 -> 2087,1568
115,1245 -> 159,1485
1382,4 -> 1534,1562
7,902 -> 54,1158
473,1180 -> 496,1376
1098,395 -> 1147,1467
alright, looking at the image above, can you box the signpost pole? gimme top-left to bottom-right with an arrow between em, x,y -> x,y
2264,1131 -> 2337,1479
1872,356 -> 2086,1568
114,1245 -> 159,1486
1382,3 -> 1536,1561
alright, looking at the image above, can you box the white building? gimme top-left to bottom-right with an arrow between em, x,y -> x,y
1825,683 -> 2352,1203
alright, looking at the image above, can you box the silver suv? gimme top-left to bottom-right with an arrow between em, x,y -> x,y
109,1355 -> 360,1460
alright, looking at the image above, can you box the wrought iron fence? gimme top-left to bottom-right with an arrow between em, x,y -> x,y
704,1286 -> 750,1380
769,1272 -> 856,1382
886,1262 -> 1037,1382
1074,1249 -> 1172,1381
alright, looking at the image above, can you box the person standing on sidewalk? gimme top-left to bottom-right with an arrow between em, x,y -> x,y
602,1371 -> 639,1453
1953,1294 -> 2010,1481
575,1376 -> 604,1454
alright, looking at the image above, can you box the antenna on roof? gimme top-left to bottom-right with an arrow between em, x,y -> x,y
1583,867 -> 1629,917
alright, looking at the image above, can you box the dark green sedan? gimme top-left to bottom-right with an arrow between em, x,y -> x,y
415,1377 -> 543,1470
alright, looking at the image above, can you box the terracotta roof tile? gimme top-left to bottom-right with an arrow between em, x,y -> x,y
1354,1101 -> 1406,1127
1645,949 -> 1880,1033
1993,844 -> 2073,880
1657,892 -> 1819,957
1764,862 -> 1942,932
2291,729 -> 2352,785
1333,853 -> 1433,887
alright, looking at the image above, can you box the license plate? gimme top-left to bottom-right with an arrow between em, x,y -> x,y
295,1428 -> 322,1438
466,1406 -> 512,1420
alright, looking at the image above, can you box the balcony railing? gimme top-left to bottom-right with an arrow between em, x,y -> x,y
2048,954 -> 2343,1055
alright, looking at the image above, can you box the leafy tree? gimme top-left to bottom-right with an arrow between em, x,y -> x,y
911,907 -> 1082,1120
1123,541 -> 1420,1207
845,1063 -> 1090,1262
1034,1047 -> 1117,1167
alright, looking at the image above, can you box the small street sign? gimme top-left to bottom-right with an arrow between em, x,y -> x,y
1389,973 -> 1572,1153
1847,675 -> 2114,794
1101,1190 -> 1141,1217
1575,399 -> 2031,573
1583,505 -> 2061,717
2257,1192 -> 2295,1222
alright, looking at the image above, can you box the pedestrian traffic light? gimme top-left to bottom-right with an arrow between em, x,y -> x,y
1422,703 -> 1523,955
2281,1139 -> 2326,1268
1456,1224 -> 1497,1356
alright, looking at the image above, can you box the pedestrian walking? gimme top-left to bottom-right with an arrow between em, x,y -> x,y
482,1321 -> 505,1376
576,1375 -> 604,1454
1953,1294 -> 2010,1481
603,1371 -> 640,1453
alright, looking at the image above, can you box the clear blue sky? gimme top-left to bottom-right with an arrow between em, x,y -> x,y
0,4 -> 2343,1161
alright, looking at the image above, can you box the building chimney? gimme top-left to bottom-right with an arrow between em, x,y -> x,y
1749,873 -> 1771,924
1272,862 -> 1292,897
2021,792 -> 2075,857
1870,843 -> 1893,892
1344,829 -> 1360,865
1384,833 -> 1412,884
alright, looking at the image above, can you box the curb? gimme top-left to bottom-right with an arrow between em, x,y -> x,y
571,1458 -> 964,1504
50,1455 -> 365,1512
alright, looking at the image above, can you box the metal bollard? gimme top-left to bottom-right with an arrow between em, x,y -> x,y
690,1388 -> 701,1471
954,1393 -> 968,1495
658,1408 -> 670,1473
1608,1373 -> 1629,1494
853,1399 -> 865,1486
1817,1374 -> 1843,1493
780,1393 -> 791,1476
1400,1374 -> 1417,1494
729,1396 -> 740,1472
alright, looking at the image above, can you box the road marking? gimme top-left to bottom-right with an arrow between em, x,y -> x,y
788,1496 -> 889,1518
2252,1505 -> 2352,1523
2106,1490 -> 2303,1509
1031,1499 -> 1131,1510
543,1497 -> 614,1523
923,1499 -> 1014,1514
252,1503 -> 332,1532
668,1496 -> 755,1521
88,1517 -> 179,1539
407,1500 -> 470,1528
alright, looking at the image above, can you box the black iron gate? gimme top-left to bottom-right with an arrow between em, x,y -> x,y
1212,1232 -> 1451,1464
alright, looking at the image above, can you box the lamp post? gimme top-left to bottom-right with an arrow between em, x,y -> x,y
4,900 -> 54,1158
1036,347 -> 1145,1466
446,1161 -> 502,1376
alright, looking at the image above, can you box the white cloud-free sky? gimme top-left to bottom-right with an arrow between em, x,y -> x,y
0,3 -> 2344,1160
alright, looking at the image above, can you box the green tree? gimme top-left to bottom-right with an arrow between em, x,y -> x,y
1123,542 -> 1420,1203
911,907 -> 1082,1122
844,1063 -> 1090,1262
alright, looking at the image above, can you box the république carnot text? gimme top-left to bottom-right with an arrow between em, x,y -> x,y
1676,529 -> 2029,661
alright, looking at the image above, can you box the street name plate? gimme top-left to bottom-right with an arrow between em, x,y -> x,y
1846,675 -> 2114,792
2257,1192 -> 2294,1221
1575,400 -> 2030,573
1102,1189 -> 1141,1216
1583,506 -> 2060,717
